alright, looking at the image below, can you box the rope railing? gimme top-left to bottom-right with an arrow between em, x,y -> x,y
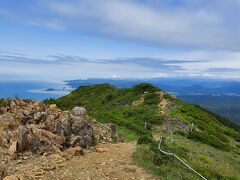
158,136 -> 207,180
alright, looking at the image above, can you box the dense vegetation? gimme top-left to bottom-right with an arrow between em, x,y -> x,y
45,83 -> 240,179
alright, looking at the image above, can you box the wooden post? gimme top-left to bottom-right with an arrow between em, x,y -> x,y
191,123 -> 194,132
144,122 -> 147,130
170,130 -> 173,142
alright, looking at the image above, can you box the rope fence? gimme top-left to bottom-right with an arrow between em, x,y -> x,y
158,136 -> 207,180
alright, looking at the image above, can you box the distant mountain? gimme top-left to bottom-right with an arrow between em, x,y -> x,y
66,78 -> 240,95
66,78 -> 240,124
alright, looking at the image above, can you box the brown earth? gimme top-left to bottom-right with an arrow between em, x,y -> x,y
4,142 -> 156,180
44,142 -> 156,180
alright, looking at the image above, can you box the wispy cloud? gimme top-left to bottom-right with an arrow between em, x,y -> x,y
0,51 -> 239,81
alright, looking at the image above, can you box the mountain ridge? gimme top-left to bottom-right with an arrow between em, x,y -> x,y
44,83 -> 240,179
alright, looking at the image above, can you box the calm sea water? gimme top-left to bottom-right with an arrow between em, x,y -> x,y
0,81 -> 71,100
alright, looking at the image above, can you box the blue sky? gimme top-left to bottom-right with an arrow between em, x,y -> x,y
0,0 -> 240,82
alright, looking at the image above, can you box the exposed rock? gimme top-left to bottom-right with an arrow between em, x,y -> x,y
0,132 -> 10,148
93,123 -> 114,143
64,146 -> 83,157
69,135 -> 81,147
17,126 -> 29,152
78,122 -> 93,148
132,96 -> 144,106
3,175 -> 19,180
72,107 -> 87,118
0,163 -> 8,179
47,104 -> 60,119
162,117 -> 189,132
96,147 -> 107,153
108,123 -> 116,134
33,101 -> 46,112
30,126 -> 65,154
0,98 -> 118,160
45,115 -> 56,132
33,112 -> 45,124
0,113 -> 16,130
58,112 -> 72,135
71,117 -> 86,135
8,141 -> 17,156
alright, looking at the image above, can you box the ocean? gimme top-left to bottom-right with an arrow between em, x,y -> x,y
0,81 -> 72,100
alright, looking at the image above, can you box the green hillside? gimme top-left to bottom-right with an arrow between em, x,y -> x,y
45,83 -> 240,179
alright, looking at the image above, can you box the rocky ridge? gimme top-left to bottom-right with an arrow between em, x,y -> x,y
0,98 -> 121,179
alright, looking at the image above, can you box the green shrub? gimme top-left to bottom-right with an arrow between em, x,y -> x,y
163,93 -> 174,100
144,93 -> 160,105
137,135 -> 154,145
174,130 -> 188,137
44,98 -> 57,105
132,83 -> 160,93
0,99 -> 6,108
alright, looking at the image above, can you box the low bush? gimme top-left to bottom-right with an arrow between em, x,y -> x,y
0,98 -> 6,107
132,83 -> 160,93
144,93 -> 160,105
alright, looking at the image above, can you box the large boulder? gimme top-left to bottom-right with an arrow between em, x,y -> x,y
29,125 -> 65,154
71,117 -> 86,135
72,107 -> 87,118
33,112 -> 46,124
0,113 -> 19,130
45,115 -> 56,132
33,101 -> 46,112
93,123 -> 115,143
0,113 -> 14,122
17,126 -> 30,152
57,112 -> 72,135
78,122 -> 93,147
47,104 -> 60,119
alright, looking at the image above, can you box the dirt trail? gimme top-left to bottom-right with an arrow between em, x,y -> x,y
44,142 -> 156,180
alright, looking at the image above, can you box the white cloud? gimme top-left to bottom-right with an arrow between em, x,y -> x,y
1,0 -> 240,51
41,0 -> 240,51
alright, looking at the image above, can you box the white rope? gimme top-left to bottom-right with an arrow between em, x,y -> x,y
158,136 -> 207,180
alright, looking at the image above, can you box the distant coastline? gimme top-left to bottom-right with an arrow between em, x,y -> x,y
0,81 -> 72,100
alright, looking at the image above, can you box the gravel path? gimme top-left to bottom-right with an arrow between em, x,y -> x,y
45,142 -> 156,180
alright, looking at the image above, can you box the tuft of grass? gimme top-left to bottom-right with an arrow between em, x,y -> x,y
117,126 -> 139,141
134,144 -> 199,180
135,134 -> 240,180
197,154 -> 213,164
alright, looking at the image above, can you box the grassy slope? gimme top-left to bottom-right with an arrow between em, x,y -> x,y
179,95 -> 240,124
45,83 -> 240,179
